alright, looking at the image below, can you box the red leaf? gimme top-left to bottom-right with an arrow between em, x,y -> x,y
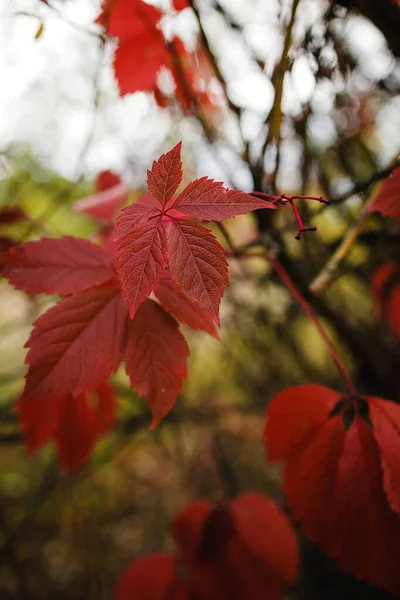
97,170 -> 121,191
75,181 -> 127,222
113,34 -> 168,95
147,142 -> 183,208
231,493 -> 298,586
124,299 -> 189,428
172,500 -> 213,563
98,0 -> 162,39
55,392 -> 100,471
371,261 -> 400,336
175,495 -> 298,600
95,380 -> 118,434
155,273 -> 219,339
368,167 -> 400,218
23,287 -> 127,401
173,0 -> 190,10
266,388 -> 400,595
171,177 -> 276,222
117,218 -> 167,318
115,554 -> 177,600
1,236 -> 116,296
18,394 -> 62,453
167,219 -> 228,326
369,396 -> 400,516
18,382 -> 117,471
114,201 -> 161,240
265,384 -> 340,462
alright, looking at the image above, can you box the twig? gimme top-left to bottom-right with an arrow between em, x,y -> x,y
309,193 -> 376,296
256,0 -> 300,187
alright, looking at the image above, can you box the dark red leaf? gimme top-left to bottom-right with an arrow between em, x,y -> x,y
1,236 -> 116,296
265,384 -> 340,462
18,381 -> 117,471
167,219 -> 228,326
23,287 -> 127,401
155,273 -> 219,339
0,206 -> 27,225
172,500 -> 213,563
171,177 -> 276,222
369,396 -> 400,516
371,261 -> 400,336
124,299 -> 189,428
266,386 -> 400,595
114,554 -> 177,600
231,493 -> 298,586
175,494 -> 298,600
147,142 -> 183,208
368,168 -> 400,218
117,218 -> 167,318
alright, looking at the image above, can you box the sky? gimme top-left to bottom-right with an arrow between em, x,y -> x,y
0,0 -> 398,192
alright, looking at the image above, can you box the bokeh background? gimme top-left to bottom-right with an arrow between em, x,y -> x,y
0,0 -> 400,598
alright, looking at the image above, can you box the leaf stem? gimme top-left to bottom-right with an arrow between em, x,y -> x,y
270,256 -> 357,395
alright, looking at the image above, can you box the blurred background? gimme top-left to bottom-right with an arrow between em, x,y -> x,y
0,0 -> 400,598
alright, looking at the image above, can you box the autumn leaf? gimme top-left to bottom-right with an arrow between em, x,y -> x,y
147,142 -> 183,207
172,177 -> 276,222
75,171 -> 127,222
265,385 -> 400,595
117,218 -> 167,319
368,396 -> 400,516
18,381 -> 117,471
115,493 -> 298,600
368,167 -> 400,218
371,261 -> 400,337
116,141 -> 274,325
167,219 -> 228,326
113,33 -> 169,95
114,554 -> 179,600
23,286 -> 127,401
124,299 -> 189,428
97,0 -> 162,39
155,272 -> 219,339
1,236 -> 117,296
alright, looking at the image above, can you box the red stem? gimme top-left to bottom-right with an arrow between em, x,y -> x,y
271,257 -> 356,395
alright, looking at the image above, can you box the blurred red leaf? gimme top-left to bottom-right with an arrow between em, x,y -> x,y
368,168 -> 400,218
113,33 -> 169,95
75,172 -> 127,222
369,396 -> 400,516
97,0 -> 161,39
124,298 -> 189,428
1,236 -> 116,296
265,385 -> 400,594
116,493 -> 299,600
115,554 -> 178,600
19,381 -> 117,471
371,261 -> 400,336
